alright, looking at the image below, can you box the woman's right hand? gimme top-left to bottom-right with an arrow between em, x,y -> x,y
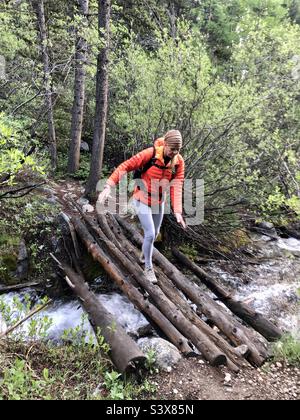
97,184 -> 112,204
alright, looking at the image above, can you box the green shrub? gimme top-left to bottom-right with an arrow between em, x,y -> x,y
272,334 -> 300,366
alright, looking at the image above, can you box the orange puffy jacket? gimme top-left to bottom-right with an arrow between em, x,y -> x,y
106,138 -> 185,213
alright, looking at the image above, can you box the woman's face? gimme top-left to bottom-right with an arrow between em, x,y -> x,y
164,144 -> 181,158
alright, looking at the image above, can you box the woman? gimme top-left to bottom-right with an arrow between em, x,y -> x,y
97,129 -> 186,284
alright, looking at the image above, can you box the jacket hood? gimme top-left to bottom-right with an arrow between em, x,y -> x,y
154,137 -> 179,166
154,137 -> 165,147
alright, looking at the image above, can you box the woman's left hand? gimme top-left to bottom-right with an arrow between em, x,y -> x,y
174,213 -> 186,229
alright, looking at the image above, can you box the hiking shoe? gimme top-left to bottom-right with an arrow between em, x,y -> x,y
139,250 -> 145,264
144,268 -> 158,284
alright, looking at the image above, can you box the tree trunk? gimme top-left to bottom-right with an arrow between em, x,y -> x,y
65,207 -> 271,368
85,0 -> 111,198
0,281 -> 40,295
60,262 -> 146,373
90,215 -> 228,367
98,213 -> 245,371
71,216 -> 194,356
32,0 -> 57,170
115,214 -> 269,366
104,214 -> 249,369
172,248 -> 282,342
68,0 -> 89,173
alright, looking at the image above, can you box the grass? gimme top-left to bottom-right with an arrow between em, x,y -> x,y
272,334 -> 300,367
0,296 -> 156,400
0,337 -> 157,400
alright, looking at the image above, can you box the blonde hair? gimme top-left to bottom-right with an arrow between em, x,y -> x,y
164,130 -> 182,168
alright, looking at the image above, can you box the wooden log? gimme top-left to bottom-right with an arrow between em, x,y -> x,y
97,213 -> 118,244
155,272 -> 246,371
103,214 -> 245,371
0,281 -> 41,295
105,212 -> 141,266
172,248 -> 282,342
59,262 -> 145,374
79,213 -> 226,366
69,201 -> 140,284
76,211 -> 141,289
71,216 -> 194,356
115,214 -> 268,366
92,216 -> 228,367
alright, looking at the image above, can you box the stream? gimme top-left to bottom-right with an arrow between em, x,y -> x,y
0,234 -> 299,342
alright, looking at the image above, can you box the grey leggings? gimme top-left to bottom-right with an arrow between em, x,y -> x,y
133,199 -> 165,269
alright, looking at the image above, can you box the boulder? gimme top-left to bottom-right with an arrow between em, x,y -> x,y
77,197 -> 89,206
82,204 -> 94,213
255,222 -> 278,238
80,141 -> 89,152
137,337 -> 182,372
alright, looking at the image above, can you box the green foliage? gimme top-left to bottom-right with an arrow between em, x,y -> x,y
0,193 -> 60,283
0,254 -> 18,284
56,152 -> 95,181
0,359 -> 53,400
0,294 -> 53,340
108,14 -> 300,228
110,21 -> 212,149
0,308 -> 155,400
272,334 -> 300,366
103,371 -> 125,400
145,349 -> 158,374
0,113 -> 46,185
0,0 -> 299,232
178,244 -> 198,261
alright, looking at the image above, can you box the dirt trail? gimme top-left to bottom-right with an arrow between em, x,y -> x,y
147,357 -> 299,400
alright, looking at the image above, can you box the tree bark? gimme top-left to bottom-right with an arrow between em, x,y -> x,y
59,262 -> 146,373
115,214 -> 269,366
85,0 -> 111,198
66,210 -> 272,368
90,215 -> 228,367
32,0 -> 57,170
68,0 -> 89,173
98,213 -> 244,371
172,248 -> 282,342
71,216 -> 194,356
0,282 -> 40,295
105,213 -> 261,368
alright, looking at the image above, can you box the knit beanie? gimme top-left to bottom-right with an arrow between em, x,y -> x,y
164,130 -> 183,148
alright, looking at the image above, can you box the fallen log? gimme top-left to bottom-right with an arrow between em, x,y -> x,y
73,211 -> 141,290
154,271 -> 246,371
70,201 -> 140,275
56,261 -> 146,374
172,248 -> 282,342
0,281 -> 41,295
71,216 -> 194,356
102,213 -> 246,371
91,216 -> 228,367
115,214 -> 268,366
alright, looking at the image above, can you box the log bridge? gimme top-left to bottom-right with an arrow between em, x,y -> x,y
55,207 -> 282,374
